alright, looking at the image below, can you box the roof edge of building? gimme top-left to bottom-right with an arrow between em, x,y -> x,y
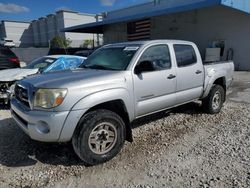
56,9 -> 96,17
56,9 -> 78,14
105,1 -> 154,15
1,20 -> 31,24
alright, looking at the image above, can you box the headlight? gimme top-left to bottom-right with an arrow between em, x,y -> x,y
33,89 -> 67,109
9,83 -> 16,94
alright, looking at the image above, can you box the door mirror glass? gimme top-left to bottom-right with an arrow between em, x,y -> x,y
134,60 -> 154,74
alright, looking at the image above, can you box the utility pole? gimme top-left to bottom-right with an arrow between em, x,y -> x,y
95,13 -> 103,47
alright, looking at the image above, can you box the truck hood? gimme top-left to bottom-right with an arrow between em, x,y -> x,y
0,68 -> 39,82
21,69 -> 126,89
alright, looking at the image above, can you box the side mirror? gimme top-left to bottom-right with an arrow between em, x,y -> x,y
134,60 -> 154,74
134,65 -> 142,74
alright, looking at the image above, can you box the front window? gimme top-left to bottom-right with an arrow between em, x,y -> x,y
43,57 -> 84,73
81,46 -> 139,71
25,57 -> 57,72
138,45 -> 171,71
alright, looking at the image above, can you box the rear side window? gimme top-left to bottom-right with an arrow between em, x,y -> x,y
174,45 -> 197,67
0,48 -> 15,57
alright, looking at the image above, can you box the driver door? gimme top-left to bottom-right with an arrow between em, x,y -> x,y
133,44 -> 177,117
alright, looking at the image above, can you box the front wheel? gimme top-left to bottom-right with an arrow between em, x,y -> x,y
72,109 -> 125,165
202,85 -> 225,114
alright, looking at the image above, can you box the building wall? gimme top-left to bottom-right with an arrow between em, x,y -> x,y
46,14 -> 58,42
0,10 -> 99,48
31,21 -> 40,47
55,11 -> 66,39
61,11 -> 98,47
152,6 -> 250,70
103,6 -> 250,70
103,23 -> 127,44
1,21 -> 33,47
0,23 -> 6,39
38,18 -> 48,47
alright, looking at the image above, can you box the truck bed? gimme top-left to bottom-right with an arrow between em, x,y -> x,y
203,60 -> 234,92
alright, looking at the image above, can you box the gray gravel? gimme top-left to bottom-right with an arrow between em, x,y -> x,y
0,101 -> 249,188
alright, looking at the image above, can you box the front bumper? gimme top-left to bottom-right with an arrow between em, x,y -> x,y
11,98 -> 69,142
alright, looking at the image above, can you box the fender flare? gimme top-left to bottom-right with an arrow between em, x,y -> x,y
202,70 -> 226,99
59,88 -> 134,142
72,88 -> 134,119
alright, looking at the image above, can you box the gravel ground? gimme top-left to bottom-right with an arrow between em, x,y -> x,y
0,72 -> 249,188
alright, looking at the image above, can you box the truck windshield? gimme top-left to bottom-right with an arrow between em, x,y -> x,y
81,46 -> 139,71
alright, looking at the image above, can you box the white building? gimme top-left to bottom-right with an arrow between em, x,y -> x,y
0,10 -> 102,48
64,0 -> 250,71
0,20 -> 33,47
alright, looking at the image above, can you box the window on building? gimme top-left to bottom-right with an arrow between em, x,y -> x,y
174,45 -> 197,67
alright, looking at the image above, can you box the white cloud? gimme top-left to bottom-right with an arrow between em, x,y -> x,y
0,3 -> 29,13
100,0 -> 117,6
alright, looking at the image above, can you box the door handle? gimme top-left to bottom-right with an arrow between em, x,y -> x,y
167,74 -> 176,79
196,70 -> 202,74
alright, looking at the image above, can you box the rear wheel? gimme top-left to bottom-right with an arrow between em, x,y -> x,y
72,109 -> 125,165
202,85 -> 225,114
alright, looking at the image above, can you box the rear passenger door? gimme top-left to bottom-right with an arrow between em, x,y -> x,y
174,44 -> 204,104
133,44 -> 177,117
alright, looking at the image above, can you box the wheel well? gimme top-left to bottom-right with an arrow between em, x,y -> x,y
85,100 -> 133,142
214,77 -> 226,91
213,77 -> 226,101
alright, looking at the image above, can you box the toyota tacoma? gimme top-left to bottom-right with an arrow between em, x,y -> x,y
11,40 -> 234,165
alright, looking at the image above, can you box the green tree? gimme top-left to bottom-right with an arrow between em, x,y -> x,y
82,39 -> 94,48
50,36 -> 72,48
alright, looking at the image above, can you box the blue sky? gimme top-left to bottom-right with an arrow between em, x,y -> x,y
0,0 -> 151,21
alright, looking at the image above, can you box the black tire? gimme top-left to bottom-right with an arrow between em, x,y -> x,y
202,85 -> 225,114
72,109 -> 125,166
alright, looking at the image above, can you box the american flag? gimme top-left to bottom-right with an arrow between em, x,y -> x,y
127,19 -> 151,41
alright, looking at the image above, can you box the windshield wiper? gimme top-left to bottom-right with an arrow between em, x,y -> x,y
81,64 -> 89,69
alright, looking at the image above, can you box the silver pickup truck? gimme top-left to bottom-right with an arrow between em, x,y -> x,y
11,40 -> 234,165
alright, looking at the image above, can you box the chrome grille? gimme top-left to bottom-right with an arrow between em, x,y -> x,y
15,84 -> 30,108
